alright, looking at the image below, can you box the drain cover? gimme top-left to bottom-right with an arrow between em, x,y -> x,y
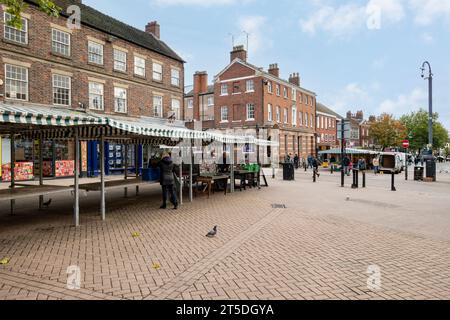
271,204 -> 286,209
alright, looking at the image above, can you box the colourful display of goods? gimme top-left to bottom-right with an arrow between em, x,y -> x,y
55,160 -> 75,177
1,162 -> 34,182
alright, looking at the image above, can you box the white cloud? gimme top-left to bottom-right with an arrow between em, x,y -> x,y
235,16 -> 270,57
377,88 -> 426,116
151,0 -> 254,6
323,83 -> 372,115
300,0 -> 405,37
410,0 -> 450,26
420,32 -> 434,44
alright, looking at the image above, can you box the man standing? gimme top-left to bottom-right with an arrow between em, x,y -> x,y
343,156 -> 350,176
372,157 -> 379,175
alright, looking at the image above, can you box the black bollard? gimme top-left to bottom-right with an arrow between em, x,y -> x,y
351,169 -> 357,189
391,172 -> 396,191
341,168 -> 345,187
362,171 -> 366,188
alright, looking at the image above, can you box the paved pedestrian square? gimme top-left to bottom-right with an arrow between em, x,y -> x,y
0,165 -> 449,300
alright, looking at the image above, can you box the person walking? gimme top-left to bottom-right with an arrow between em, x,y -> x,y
372,157 -> 379,175
294,154 -> 299,169
307,155 -> 313,169
159,152 -> 178,210
312,157 -> 320,178
343,156 -> 350,176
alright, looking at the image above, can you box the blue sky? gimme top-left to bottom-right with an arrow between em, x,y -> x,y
84,0 -> 450,130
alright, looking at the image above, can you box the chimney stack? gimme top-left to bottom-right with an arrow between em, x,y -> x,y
230,45 -> 247,63
193,71 -> 208,121
146,21 -> 160,39
289,73 -> 300,87
268,64 -> 279,78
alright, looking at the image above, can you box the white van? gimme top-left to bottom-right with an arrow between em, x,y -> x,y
379,152 -> 403,173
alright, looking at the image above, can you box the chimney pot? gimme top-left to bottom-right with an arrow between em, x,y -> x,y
230,45 -> 247,62
268,63 -> 280,78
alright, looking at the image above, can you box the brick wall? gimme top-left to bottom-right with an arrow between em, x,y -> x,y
0,4 -> 184,118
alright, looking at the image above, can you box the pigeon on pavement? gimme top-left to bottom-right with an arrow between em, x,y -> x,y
206,226 -> 218,238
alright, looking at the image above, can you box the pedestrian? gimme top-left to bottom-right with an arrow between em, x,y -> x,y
372,157 -> 379,175
294,154 -> 299,169
312,157 -> 320,178
349,160 -> 353,176
159,152 -> 178,210
307,155 -> 313,169
343,156 -> 350,176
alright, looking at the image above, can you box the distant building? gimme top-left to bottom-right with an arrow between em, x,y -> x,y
344,111 -> 375,149
316,103 -> 342,152
184,72 -> 215,129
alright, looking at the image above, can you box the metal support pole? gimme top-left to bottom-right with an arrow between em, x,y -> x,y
74,130 -> 80,227
10,133 -> 15,215
391,172 -> 396,192
189,140 -> 193,202
341,121 -> 345,188
100,135 -> 106,221
405,150 -> 408,181
135,144 -> 139,196
39,135 -> 44,210
179,160 -> 183,205
124,144 -> 128,198
230,146 -> 235,193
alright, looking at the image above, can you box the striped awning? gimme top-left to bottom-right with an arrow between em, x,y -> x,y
319,148 -> 379,155
0,103 -> 106,126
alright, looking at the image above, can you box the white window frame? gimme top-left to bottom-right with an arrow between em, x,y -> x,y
292,107 -> 297,126
152,62 -> 163,81
268,104 -> 273,122
4,13 -> 28,44
284,108 -> 288,124
267,81 -> 273,93
114,49 -> 127,72
52,74 -> 71,106
88,82 -> 104,111
114,87 -> 127,113
284,87 -> 288,99
305,113 -> 308,127
88,41 -> 104,65
171,98 -> 180,120
134,56 -> 146,77
5,64 -> 28,101
221,84 -> 228,96
276,84 -> 280,96
207,96 -> 214,107
187,99 -> 193,109
153,95 -> 163,118
171,68 -> 180,87
276,106 -> 280,123
221,106 -> 228,122
246,103 -> 255,121
52,28 -> 71,56
246,80 -> 254,92
292,88 -> 296,101
299,112 -> 303,126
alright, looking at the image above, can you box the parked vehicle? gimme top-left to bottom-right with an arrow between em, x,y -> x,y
379,152 -> 403,174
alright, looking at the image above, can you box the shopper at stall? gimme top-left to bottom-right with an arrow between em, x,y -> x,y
373,157 -> 380,175
159,152 -> 178,210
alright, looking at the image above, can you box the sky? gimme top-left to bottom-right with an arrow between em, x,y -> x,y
84,0 -> 450,130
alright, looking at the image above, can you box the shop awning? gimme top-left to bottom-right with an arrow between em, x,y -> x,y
319,148 -> 379,155
0,103 -> 106,127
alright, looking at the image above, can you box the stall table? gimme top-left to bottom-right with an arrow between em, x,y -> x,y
195,174 -> 229,198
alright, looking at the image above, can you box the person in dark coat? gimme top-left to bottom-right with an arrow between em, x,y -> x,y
159,152 -> 178,210
294,154 -> 299,169
312,157 -> 320,178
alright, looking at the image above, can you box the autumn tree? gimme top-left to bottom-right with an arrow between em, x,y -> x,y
369,113 -> 406,149
400,109 -> 449,153
1,0 -> 60,28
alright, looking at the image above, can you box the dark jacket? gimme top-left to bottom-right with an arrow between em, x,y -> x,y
159,157 -> 175,186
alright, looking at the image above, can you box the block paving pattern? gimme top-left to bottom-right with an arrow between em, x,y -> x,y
0,173 -> 449,300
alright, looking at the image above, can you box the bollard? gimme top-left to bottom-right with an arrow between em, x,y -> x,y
405,165 -> 408,181
391,172 -> 396,191
341,168 -> 345,188
352,169 -> 359,189
362,171 -> 366,188
331,165 -> 334,174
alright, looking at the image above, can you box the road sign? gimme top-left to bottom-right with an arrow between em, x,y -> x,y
337,120 -> 351,140
403,140 -> 410,148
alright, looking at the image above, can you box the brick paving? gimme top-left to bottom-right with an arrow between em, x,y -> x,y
0,167 -> 449,300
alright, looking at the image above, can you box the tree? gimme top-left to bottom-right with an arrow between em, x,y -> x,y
369,113 -> 406,149
1,0 -> 60,28
400,109 -> 449,152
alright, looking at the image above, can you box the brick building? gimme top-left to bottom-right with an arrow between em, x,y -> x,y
211,46 -> 317,162
316,102 -> 342,153
184,71 -> 215,129
344,111 -> 375,149
0,0 -> 184,179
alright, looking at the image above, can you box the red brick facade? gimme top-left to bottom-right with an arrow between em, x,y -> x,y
213,52 -> 317,161
0,3 -> 184,119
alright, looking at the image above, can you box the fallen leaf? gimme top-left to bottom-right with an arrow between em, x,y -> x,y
152,263 -> 161,270
132,232 -> 140,238
0,258 -> 10,265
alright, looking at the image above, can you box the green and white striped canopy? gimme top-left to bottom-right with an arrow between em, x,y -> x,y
0,103 -> 106,126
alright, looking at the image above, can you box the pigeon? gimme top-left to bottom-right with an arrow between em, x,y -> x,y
346,195 -> 350,201
43,199 -> 52,208
206,226 -> 218,238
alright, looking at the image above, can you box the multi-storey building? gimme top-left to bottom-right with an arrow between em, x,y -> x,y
360,116 -> 375,149
184,71 -> 215,129
0,0 -> 184,180
212,45 -> 317,161
316,103 -> 342,152
344,111 -> 375,149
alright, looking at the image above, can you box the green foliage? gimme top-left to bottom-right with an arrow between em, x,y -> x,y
400,109 -> 449,152
1,0 -> 60,29
369,113 -> 406,149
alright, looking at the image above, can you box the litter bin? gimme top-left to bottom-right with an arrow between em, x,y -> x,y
425,158 -> 436,182
282,162 -> 295,181
414,166 -> 424,181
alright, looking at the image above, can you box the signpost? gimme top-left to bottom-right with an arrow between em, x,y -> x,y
403,140 -> 410,181
338,120 -> 351,187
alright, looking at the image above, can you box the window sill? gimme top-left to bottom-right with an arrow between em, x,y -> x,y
232,92 -> 242,95
246,119 -> 256,122
134,74 -> 147,80
114,69 -> 128,75
51,52 -> 72,60
2,39 -> 29,48
114,111 -> 128,115
246,90 -> 255,94
87,62 -> 105,68
220,121 -> 229,124
152,78 -> 163,84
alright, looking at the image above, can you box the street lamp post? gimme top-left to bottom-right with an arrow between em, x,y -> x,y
421,61 -> 433,151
